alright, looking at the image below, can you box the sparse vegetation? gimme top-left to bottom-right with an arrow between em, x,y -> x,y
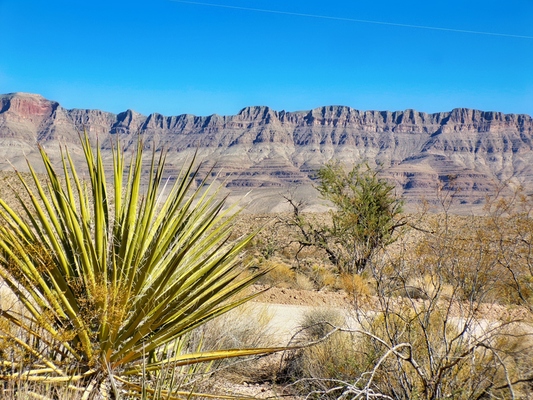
275,186 -> 533,399
2,145 -> 533,399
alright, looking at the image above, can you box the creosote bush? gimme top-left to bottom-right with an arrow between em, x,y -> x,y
284,162 -> 405,276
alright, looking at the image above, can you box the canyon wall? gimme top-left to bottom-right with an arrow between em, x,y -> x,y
2,92 -> 532,212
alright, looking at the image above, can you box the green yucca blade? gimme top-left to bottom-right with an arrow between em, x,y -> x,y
121,154 -> 173,299
94,142 -> 109,272
0,217 -> 79,327
21,152 -> 99,357
112,166 -> 210,343
138,346 -> 287,372
128,157 -> 201,294
114,234 -> 237,350
125,285 -> 269,359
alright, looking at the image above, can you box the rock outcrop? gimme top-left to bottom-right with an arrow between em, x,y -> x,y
1,92 -> 533,213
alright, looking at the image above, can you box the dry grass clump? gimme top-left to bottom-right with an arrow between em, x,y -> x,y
302,264 -> 337,290
257,259 -> 296,288
196,302 -> 275,353
279,308 -> 366,397
293,273 -> 315,291
255,258 -> 340,291
339,273 -> 373,298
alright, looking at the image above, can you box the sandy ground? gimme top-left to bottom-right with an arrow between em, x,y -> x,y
249,285 -> 352,308
246,286 -> 359,346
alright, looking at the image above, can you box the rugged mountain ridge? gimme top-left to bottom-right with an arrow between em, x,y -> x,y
1,92 -> 533,213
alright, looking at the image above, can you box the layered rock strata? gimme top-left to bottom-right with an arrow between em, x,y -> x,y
1,92 -> 532,212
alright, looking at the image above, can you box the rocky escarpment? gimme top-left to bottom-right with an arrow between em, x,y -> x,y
1,92 -> 533,213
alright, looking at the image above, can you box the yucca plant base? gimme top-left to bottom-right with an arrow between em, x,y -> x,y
0,134 -> 282,399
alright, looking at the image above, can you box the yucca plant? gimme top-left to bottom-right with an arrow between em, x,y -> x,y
0,133 -> 281,399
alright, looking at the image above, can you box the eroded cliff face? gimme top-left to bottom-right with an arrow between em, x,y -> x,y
2,92 -> 533,212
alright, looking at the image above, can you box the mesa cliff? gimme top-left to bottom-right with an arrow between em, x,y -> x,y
1,92 -> 533,213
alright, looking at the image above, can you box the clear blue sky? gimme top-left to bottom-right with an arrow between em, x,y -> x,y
1,0 -> 532,117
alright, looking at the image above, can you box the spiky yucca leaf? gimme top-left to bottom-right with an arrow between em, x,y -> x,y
0,133 -> 280,398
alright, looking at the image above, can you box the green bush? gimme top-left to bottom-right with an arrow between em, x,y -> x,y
284,162 -> 405,275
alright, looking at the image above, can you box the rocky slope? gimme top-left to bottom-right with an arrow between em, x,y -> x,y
1,92 -> 533,213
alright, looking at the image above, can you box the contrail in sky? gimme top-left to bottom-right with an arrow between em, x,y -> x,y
169,0 -> 533,40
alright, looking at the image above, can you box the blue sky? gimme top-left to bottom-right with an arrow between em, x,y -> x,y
1,0 -> 532,117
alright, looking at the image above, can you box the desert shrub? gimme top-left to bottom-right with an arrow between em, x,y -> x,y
0,134 -> 283,399
283,162 -> 405,275
481,190 -> 533,307
284,301 -> 532,399
278,193 -> 533,399
354,199 -> 533,399
358,304 -> 517,399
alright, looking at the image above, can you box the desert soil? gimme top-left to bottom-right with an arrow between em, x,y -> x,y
249,284 -> 351,307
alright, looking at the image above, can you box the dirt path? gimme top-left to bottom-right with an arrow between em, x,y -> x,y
249,285 -> 352,307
